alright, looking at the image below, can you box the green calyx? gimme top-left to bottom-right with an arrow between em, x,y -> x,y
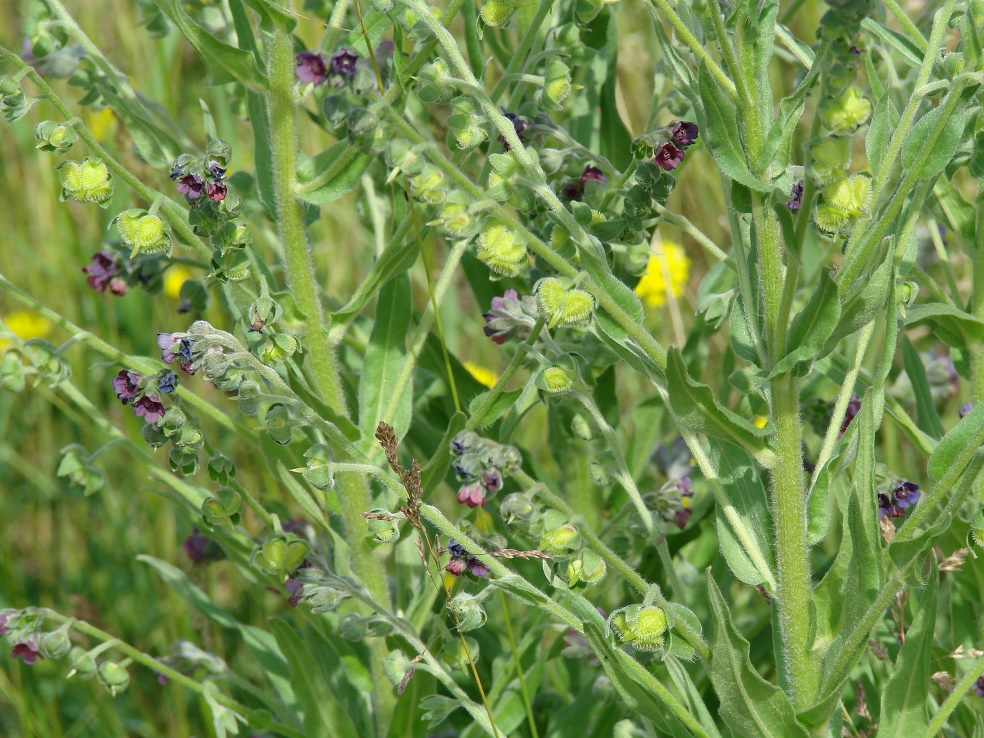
113,208 -> 172,258
56,157 -> 114,205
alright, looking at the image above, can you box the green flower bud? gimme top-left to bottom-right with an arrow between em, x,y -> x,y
0,75 -> 22,98
260,333 -> 299,364
383,649 -> 411,686
500,492 -> 536,524
238,379 -> 261,417
68,647 -> 97,679
56,158 -> 114,205
265,403 -> 293,445
589,461 -> 610,486
608,604 -> 668,653
201,487 -> 242,528
448,593 -> 487,632
567,549 -> 606,587
168,447 -> 200,476
38,628 -> 72,659
248,294 -> 281,332
575,0 -> 605,24
97,661 -> 130,696
538,365 -> 575,394
570,412 -> 594,440
480,0 -> 517,27
539,523 -> 580,554
535,277 -> 595,329
819,85 -> 872,133
409,164 -> 448,204
366,509 -> 402,543
340,613 -> 368,640
296,443 -> 335,490
807,136 -> 852,185
346,107 -> 379,139
160,405 -> 187,437
541,59 -> 573,110
112,208 -> 172,258
814,174 -> 871,234
207,453 -> 236,485
252,534 -> 309,577
477,222 -> 527,277
34,120 -> 79,154
416,58 -> 456,104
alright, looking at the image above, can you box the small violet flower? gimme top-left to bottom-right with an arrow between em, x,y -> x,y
109,277 -> 128,296
330,49 -> 359,77
669,120 -> 699,147
877,492 -> 904,519
561,181 -> 584,201
182,529 -> 211,564
498,111 -> 528,151
466,556 -> 491,577
482,288 -> 539,344
839,394 -> 862,438
158,333 -> 195,374
285,578 -> 304,607
206,160 -> 226,180
892,481 -> 920,510
206,181 -> 227,202
482,469 -> 504,494
133,394 -> 166,424
112,369 -> 142,403
580,165 -> 607,185
974,676 -> 984,698
654,143 -> 685,171
447,539 -> 467,559
175,173 -> 205,200
457,482 -> 485,508
82,251 -> 120,293
157,371 -> 178,395
295,51 -> 328,86
787,180 -> 805,212
11,639 -> 42,665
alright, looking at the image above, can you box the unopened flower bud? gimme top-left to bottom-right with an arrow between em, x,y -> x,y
201,487 -> 242,528
34,120 -> 78,154
448,593 -> 487,632
500,492 -> 535,523
68,646 -> 97,679
97,661 -> 130,696
237,379 -> 261,416
38,628 -> 72,659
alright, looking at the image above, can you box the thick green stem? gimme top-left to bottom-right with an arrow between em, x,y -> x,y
267,24 -> 394,729
970,197 -> 984,403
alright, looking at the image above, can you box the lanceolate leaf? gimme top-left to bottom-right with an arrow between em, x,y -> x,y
905,303 -> 984,350
877,564 -> 939,738
769,268 -> 840,377
900,336 -> 945,439
901,98 -> 971,179
927,401 -> 984,483
707,578 -> 810,738
296,141 -> 374,205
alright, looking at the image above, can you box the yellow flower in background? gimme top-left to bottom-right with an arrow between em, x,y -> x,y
752,415 -> 769,429
0,310 -> 52,352
464,362 -> 497,389
163,266 -> 193,299
83,107 -> 117,143
634,240 -> 691,308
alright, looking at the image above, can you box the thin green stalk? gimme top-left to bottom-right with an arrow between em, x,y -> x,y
971,198 -> 984,403
926,655 -> 984,735
466,319 -> 545,430
496,590 -> 540,738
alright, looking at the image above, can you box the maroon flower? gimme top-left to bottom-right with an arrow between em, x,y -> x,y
206,181 -> 227,202
580,165 -> 607,185
465,556 -> 490,577
877,492 -> 903,519
674,509 -> 693,529
112,369 -> 142,403
11,639 -> 42,665
498,111 -> 528,151
176,173 -> 205,200
974,676 -> 984,697
839,395 -> 862,438
108,277 -> 129,296
133,394 -> 166,424
481,469 -> 503,494
787,180 -> 804,212
892,481 -> 920,510
285,578 -> 304,607
445,558 -> 466,576
82,251 -> 119,293
654,143 -> 685,171
295,51 -> 328,86
331,49 -> 359,77
457,482 -> 485,508
561,181 -> 584,201
669,120 -> 699,147
182,529 -> 211,563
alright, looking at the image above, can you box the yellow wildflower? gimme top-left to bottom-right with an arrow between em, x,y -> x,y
464,361 -> 497,389
83,107 -> 117,143
752,415 -> 769,429
163,266 -> 193,299
0,310 -> 53,352
634,239 -> 691,308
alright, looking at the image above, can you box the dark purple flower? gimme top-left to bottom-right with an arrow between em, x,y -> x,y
961,402 -> 973,418
285,578 -> 304,607
182,529 -> 210,563
787,180 -> 805,212
331,49 -> 359,77
580,165 -> 607,185
157,371 -> 177,394
669,120 -> 699,148
206,181 -> 227,202
674,509 -> 693,529
82,251 -> 119,293
112,369 -> 142,403
561,182 -> 584,201
169,162 -> 187,180
849,45 -> 861,55
11,639 -> 41,665
878,492 -> 903,519
206,160 -> 226,180
445,558 -> 466,576
483,289 -> 538,344
974,676 -> 984,697
839,395 -> 862,438
893,481 -> 920,510
158,334 -> 194,368
156,672 -> 170,686
447,539 -> 467,559
481,469 -> 503,494
654,143 -> 685,171
465,556 -> 490,577
133,394 -> 166,424
295,51 -> 328,86
498,111 -> 528,151
176,173 -> 205,200
457,483 -> 485,508
108,277 -> 129,296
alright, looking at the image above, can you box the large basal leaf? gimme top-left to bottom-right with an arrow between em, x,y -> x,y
296,141 -> 374,205
154,0 -> 268,90
877,563 -> 939,738
358,273 -> 413,444
707,578 -> 810,738
665,348 -> 773,464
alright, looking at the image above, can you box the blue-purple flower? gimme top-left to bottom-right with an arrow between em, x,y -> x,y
133,394 -> 166,424
892,481 -> 920,510
158,333 -> 195,374
878,492 -> 904,519
669,120 -> 699,147
787,180 -> 805,212
330,49 -> 358,77
206,160 -> 226,180
157,371 -> 177,394
295,51 -> 328,86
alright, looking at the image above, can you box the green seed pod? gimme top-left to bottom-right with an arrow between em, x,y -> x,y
480,0 -> 517,27
340,613 -> 368,640
0,75 -> 22,98
432,191 -> 477,238
38,628 -> 72,659
22,339 -> 71,388
535,277 -> 595,329
346,107 -> 379,139
575,0 -> 605,24
819,85 -> 872,133
201,487 -> 242,528
416,58 -> 456,104
97,661 -> 130,696
499,491 -> 536,524
252,534 -> 310,577
539,523 -> 580,554
477,222 -> 527,277
567,549 -> 606,587
34,120 -> 79,154
409,163 -> 448,204
307,585 -> 349,613
68,646 -> 97,679
168,447 -> 200,476
570,412 -> 594,440
448,593 -> 487,632
295,443 -> 334,490
56,158 -> 114,205
265,403 -> 293,445
814,174 -> 871,234
807,136 -> 852,185
237,379 -> 261,417
608,604 -> 668,653
173,424 -> 204,452
383,650 -> 411,687
539,148 -> 565,175
207,453 -> 236,485
486,170 -> 515,202
248,293 -> 281,331
112,208 -> 172,258
142,422 -> 168,448
260,333 -> 299,364
366,509 -> 402,543
538,365 -> 575,394
541,59 -> 573,110
447,96 -> 488,150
